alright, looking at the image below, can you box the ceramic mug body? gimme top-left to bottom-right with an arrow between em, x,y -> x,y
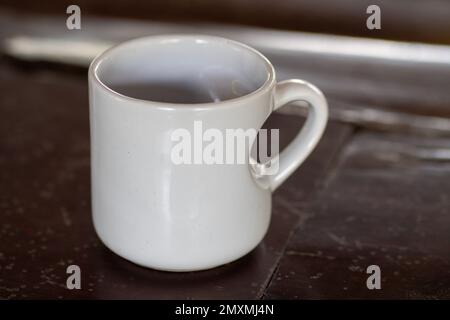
89,35 -> 328,271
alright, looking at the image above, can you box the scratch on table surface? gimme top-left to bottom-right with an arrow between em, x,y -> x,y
60,207 -> 72,227
350,241 -> 411,252
348,265 -> 364,272
326,232 -> 349,246
273,195 -> 304,216
286,250 -> 336,260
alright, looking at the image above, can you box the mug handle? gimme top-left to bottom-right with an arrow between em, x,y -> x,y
259,79 -> 328,191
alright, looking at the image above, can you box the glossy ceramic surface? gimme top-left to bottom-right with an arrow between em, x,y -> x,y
88,35 -> 328,271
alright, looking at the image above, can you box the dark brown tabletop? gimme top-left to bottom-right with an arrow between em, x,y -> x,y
1,9 -> 450,300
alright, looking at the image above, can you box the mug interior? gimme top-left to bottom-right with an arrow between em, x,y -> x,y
93,35 -> 272,104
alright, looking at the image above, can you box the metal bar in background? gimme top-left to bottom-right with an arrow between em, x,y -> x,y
2,10 -> 450,65
1,9 -> 450,136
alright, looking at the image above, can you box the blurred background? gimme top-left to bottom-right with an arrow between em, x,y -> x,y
1,1 -> 450,300
2,0 -> 450,44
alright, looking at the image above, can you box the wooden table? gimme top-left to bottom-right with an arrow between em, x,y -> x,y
0,11 -> 450,299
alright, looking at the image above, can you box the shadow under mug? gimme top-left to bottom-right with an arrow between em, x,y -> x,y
88,34 -> 328,272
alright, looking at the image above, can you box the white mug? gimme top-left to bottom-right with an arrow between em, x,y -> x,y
89,35 -> 328,272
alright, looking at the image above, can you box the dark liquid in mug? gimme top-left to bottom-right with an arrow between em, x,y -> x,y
109,75 -> 256,104
110,82 -> 224,104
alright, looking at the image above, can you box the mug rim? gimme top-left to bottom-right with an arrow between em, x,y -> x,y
89,34 -> 276,110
